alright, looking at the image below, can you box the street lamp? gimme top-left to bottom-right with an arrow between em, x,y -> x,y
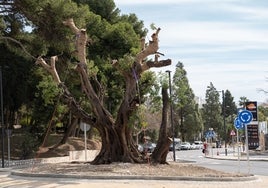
166,70 -> 176,161
221,90 -> 227,156
0,66 -> 4,168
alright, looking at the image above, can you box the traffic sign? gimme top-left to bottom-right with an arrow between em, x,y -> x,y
238,110 -> 253,124
234,117 -> 244,130
230,130 -> 236,136
80,122 -> 91,132
205,130 -> 216,139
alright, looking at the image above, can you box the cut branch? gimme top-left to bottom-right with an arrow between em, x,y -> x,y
142,59 -> 172,72
135,28 -> 160,64
63,18 -> 87,69
134,28 -> 172,72
35,56 -> 61,84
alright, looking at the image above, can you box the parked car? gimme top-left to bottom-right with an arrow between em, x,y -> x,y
180,142 -> 191,150
193,141 -> 203,149
169,142 -> 181,151
169,138 -> 182,151
190,143 -> 197,150
143,142 -> 156,153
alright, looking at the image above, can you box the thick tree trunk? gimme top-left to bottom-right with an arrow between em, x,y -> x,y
151,88 -> 172,164
58,117 -> 78,145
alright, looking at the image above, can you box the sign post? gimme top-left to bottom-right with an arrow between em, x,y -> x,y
80,122 -> 91,161
245,102 -> 259,150
234,117 -> 244,173
238,110 -> 253,174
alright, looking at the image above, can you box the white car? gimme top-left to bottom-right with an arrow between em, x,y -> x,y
193,141 -> 203,149
180,142 -> 191,150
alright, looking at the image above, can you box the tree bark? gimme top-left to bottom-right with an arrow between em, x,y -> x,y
151,88 -> 172,164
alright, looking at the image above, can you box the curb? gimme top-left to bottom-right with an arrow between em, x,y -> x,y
11,170 -> 258,182
206,156 -> 268,161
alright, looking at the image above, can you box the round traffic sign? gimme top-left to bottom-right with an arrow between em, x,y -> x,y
234,117 -> 244,130
238,110 -> 253,124
80,122 -> 91,132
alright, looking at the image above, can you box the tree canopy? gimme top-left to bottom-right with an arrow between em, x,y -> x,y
1,0 -> 172,164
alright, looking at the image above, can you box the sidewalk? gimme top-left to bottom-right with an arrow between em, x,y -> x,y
205,147 -> 268,161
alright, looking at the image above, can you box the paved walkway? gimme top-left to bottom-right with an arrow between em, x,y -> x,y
0,171 -> 268,188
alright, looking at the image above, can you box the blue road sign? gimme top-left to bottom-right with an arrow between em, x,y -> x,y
238,110 -> 253,124
234,117 -> 244,130
205,130 -> 216,139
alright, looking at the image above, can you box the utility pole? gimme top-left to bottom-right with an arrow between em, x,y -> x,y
1,66 -> 4,168
222,90 -> 227,156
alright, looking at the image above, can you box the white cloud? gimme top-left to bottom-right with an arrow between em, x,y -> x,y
115,0 -> 268,103
220,3 -> 268,20
154,21 -> 268,46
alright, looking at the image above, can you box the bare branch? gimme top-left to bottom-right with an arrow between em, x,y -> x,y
35,56 -> 61,84
62,18 -> 80,34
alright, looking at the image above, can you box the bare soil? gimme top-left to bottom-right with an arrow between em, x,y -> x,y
25,162 -> 247,178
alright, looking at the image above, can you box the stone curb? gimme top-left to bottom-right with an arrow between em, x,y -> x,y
206,156 -> 268,161
11,170 -> 257,182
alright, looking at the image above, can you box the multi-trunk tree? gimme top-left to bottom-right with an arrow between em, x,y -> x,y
36,18 -> 171,164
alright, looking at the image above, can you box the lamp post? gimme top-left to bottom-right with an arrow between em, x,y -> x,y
166,70 -> 175,161
0,66 -> 4,168
221,90 -> 227,156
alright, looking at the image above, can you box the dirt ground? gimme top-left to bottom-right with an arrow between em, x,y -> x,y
24,161 -> 248,178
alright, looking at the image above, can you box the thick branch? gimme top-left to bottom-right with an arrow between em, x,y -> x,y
59,83 -> 96,126
142,58 -> 172,72
63,18 -> 87,68
35,56 -> 61,84
62,18 -> 80,34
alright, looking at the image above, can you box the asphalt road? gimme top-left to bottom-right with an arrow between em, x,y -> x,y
173,148 -> 268,176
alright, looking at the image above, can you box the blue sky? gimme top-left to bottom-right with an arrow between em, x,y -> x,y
114,0 -> 268,104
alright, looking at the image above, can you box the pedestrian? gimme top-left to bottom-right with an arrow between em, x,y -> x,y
203,141 -> 208,156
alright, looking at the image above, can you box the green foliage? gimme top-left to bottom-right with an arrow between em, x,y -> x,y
172,62 -> 203,141
76,0 -> 119,22
140,71 -> 162,113
238,96 -> 249,108
13,0 -> 92,53
19,128 -> 40,159
117,54 -> 135,72
119,13 -> 147,38
224,90 -> 237,117
258,105 -> 268,121
150,23 -> 157,31
0,16 -> 6,35
202,82 -> 223,136
35,69 -> 60,106
129,104 -> 148,130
